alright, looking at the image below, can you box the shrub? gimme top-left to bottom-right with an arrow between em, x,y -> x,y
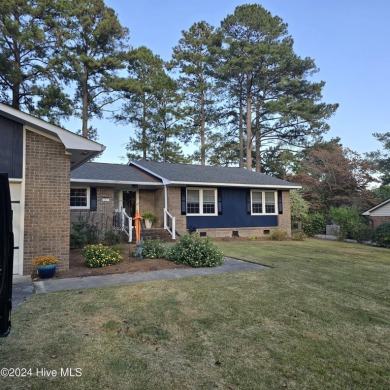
168,235 -> 224,268
70,221 -> 88,248
103,230 -> 122,246
371,223 -> 390,247
329,207 -> 370,242
70,221 -> 99,248
354,225 -> 374,243
303,212 -> 325,237
291,231 -> 306,241
141,238 -> 167,259
82,244 -> 122,268
269,230 -> 289,241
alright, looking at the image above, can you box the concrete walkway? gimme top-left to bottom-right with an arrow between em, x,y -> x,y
12,258 -> 267,305
34,258 -> 267,293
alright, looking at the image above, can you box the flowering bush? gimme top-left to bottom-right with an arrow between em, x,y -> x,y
167,235 -> 224,268
141,238 -> 167,259
82,244 -> 122,268
32,256 -> 60,266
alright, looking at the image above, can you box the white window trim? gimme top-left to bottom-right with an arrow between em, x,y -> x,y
70,187 -> 90,210
186,188 -> 218,216
251,190 -> 278,215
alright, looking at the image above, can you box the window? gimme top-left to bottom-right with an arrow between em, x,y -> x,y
187,189 -> 200,214
186,188 -> 217,216
251,191 -> 277,215
70,188 -> 90,209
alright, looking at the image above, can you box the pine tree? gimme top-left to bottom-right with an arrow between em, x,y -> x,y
115,46 -> 187,162
171,21 -> 220,165
217,4 -> 338,171
0,0 -> 72,122
57,0 -> 129,138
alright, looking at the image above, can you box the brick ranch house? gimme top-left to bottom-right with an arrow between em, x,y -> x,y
1,104 -> 300,276
0,103 -> 104,276
70,160 -> 300,243
362,198 -> 390,228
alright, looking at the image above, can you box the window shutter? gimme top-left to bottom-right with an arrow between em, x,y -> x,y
278,191 -> 283,214
181,187 -> 186,215
90,187 -> 97,211
246,190 -> 251,214
218,190 -> 222,215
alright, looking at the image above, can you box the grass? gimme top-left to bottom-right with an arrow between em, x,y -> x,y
1,238 -> 389,389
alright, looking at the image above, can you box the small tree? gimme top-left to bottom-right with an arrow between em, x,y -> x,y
290,190 -> 309,230
303,212 -> 325,237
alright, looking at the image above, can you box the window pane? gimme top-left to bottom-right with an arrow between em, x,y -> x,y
187,190 -> 199,202
187,190 -> 200,214
252,191 -> 263,213
70,188 -> 87,207
203,190 -> 215,214
265,192 -> 275,213
203,190 -> 215,203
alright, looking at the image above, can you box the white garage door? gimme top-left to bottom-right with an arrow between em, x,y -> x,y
9,183 -> 22,275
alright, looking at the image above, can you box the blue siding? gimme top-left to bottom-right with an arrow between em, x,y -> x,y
0,115 -> 23,178
186,188 -> 278,230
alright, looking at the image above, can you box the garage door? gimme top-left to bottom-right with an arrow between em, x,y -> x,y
9,183 -> 22,275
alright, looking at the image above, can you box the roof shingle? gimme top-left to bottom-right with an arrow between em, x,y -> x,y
131,160 -> 299,188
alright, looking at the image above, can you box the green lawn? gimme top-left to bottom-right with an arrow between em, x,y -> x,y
1,239 -> 389,389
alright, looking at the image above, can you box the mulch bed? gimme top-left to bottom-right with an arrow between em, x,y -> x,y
32,244 -> 189,280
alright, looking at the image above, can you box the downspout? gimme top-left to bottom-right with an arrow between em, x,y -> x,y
164,184 -> 168,211
163,180 -> 169,230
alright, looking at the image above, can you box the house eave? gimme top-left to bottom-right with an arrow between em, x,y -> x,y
362,198 -> 390,215
70,179 -> 161,186
0,103 -> 105,170
168,181 -> 301,189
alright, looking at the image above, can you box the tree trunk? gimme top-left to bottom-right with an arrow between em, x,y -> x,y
255,129 -> 261,173
246,79 -> 252,170
81,67 -> 89,138
239,95 -> 244,168
12,29 -> 21,109
200,89 -> 206,165
255,104 -> 261,173
142,94 -> 147,160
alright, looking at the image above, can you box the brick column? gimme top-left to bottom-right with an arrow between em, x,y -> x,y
24,130 -> 70,275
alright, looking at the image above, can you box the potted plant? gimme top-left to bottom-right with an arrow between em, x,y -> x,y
32,256 -> 60,279
142,212 -> 158,229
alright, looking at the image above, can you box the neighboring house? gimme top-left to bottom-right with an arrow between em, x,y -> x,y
71,160 -> 300,241
362,198 -> 390,228
0,103 -> 104,275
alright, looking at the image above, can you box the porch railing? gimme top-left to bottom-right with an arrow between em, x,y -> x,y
113,208 -> 132,243
164,208 -> 176,240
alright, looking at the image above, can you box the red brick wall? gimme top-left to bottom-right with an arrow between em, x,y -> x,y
371,216 -> 390,228
24,130 -> 70,275
70,187 -> 115,237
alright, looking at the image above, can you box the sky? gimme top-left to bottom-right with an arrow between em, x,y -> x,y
83,0 -> 390,164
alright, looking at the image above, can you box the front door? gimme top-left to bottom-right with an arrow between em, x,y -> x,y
123,191 -> 136,220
